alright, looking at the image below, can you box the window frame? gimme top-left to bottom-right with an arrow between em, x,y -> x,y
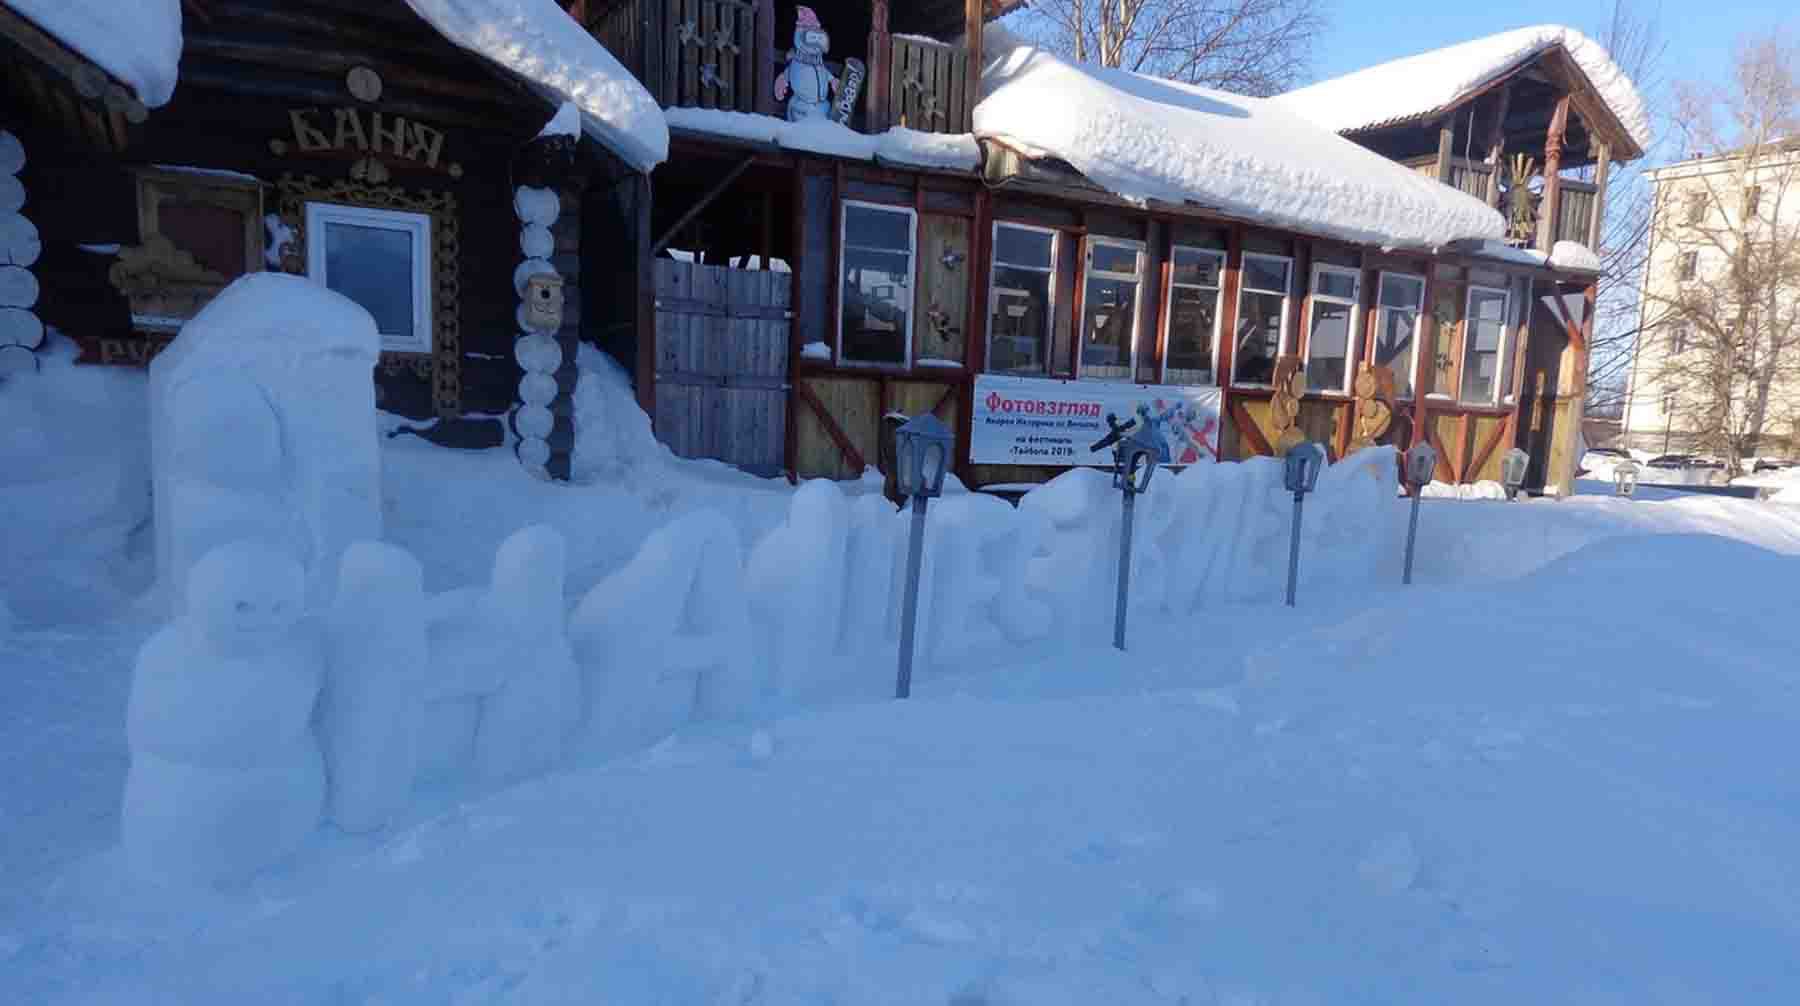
1075,235 -> 1147,382
836,198 -> 919,369
1457,282 -> 1512,406
1300,262 -> 1363,395
1160,244 -> 1227,387
1677,250 -> 1698,281
985,220 -> 1059,377
304,200 -> 434,354
1229,251 -> 1295,388
1372,269 -> 1427,400
1669,322 -> 1689,356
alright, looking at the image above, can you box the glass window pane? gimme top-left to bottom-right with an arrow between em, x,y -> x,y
1231,290 -> 1285,385
994,225 -> 1053,269
1460,288 -> 1507,402
842,246 -> 910,364
1081,276 -> 1137,379
324,221 -> 414,338
1165,285 -> 1216,384
1090,242 -> 1140,276
1375,307 -> 1416,398
1379,274 -> 1424,310
1313,268 -> 1357,301
1242,256 -> 1290,294
845,204 -> 912,250
1305,301 -> 1354,392
989,266 -> 1051,375
1171,248 -> 1223,288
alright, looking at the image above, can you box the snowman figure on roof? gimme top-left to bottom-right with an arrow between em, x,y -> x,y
775,6 -> 838,122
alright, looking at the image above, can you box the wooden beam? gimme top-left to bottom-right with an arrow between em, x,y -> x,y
796,378 -> 868,472
755,0 -> 775,116
964,0 -> 985,128
1587,141 -> 1611,250
1537,94 -> 1571,253
866,0 -> 891,133
1467,412 -> 1515,481
1484,83 -> 1513,207
650,154 -> 756,255
1228,397 -> 1273,457
1435,119 -> 1456,185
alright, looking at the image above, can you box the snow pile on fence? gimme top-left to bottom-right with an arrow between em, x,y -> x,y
665,108 -> 981,171
8,1 -> 183,108
402,0 -> 667,171
974,31 -> 1503,249
1275,24 -> 1653,152
117,445 -> 1405,885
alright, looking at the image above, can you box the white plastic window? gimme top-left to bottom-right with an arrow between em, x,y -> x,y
305,202 -> 432,353
1459,284 -> 1511,404
1230,252 -> 1292,386
1302,264 -> 1362,394
1372,271 -> 1425,398
1163,246 -> 1225,386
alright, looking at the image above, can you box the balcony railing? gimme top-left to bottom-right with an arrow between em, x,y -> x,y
872,34 -> 974,134
586,0 -> 777,117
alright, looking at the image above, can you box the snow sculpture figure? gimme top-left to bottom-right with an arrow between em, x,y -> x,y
774,7 -> 838,122
121,542 -> 325,886
150,273 -> 382,611
571,511 -> 756,753
745,479 -> 846,696
419,524 -> 583,783
319,542 -> 426,833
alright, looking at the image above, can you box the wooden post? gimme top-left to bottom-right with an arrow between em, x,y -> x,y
866,0 -> 891,132
634,173 -> 657,421
1435,119 -> 1455,185
755,0 -> 776,116
1588,141 -> 1611,250
964,0 -> 985,129
1537,94 -> 1571,252
1484,83 -> 1513,207
1411,263 -> 1437,452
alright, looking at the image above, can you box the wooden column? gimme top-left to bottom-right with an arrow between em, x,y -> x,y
1411,264 -> 1437,456
1537,94 -> 1571,252
755,0 -> 776,115
1587,141 -> 1612,250
964,0 -> 985,128
1484,84 -> 1513,207
865,0 -> 891,132
1435,119 -> 1455,185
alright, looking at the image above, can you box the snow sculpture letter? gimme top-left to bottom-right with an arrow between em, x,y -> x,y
150,273 -> 382,610
420,524 -> 583,783
319,542 -> 427,833
571,510 -> 756,751
773,7 -> 839,122
121,542 -> 326,886
745,479 -> 846,696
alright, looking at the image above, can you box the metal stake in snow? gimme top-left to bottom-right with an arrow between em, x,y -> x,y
1401,442 -> 1438,586
1092,421 -> 1159,650
893,413 -> 952,699
1282,442 -> 1326,607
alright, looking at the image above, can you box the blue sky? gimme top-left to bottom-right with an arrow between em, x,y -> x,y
1312,0 -> 1794,115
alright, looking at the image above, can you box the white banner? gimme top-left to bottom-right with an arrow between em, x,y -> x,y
971,375 -> 1223,467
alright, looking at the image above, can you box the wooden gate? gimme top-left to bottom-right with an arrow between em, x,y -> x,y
653,260 -> 789,475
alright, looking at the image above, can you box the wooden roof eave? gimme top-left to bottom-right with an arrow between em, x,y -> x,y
0,2 -> 152,152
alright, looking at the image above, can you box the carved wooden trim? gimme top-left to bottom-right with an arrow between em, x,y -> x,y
1347,361 -> 1395,451
277,173 -> 462,416
1266,355 -> 1306,454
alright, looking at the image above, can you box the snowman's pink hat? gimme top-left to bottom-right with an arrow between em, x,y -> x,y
795,6 -> 822,30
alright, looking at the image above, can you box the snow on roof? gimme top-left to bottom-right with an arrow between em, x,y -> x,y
665,107 -> 980,173
1548,239 -> 1602,273
1275,25 -> 1652,153
974,34 -> 1504,250
401,0 -> 667,171
7,0 -> 183,107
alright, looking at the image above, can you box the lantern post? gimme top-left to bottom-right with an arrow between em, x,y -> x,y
1401,442 -> 1437,586
1096,426 -> 1159,650
892,413 -> 952,699
1282,442 -> 1327,607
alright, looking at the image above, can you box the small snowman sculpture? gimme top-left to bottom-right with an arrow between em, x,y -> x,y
121,541 -> 326,886
774,6 -> 838,122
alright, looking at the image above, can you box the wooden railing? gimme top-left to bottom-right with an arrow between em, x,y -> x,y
1406,155 -> 1496,203
584,0 -> 776,117
882,35 -> 973,134
1553,180 -> 1599,247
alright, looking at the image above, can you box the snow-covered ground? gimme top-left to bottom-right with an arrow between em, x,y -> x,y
5,350 -> 1800,1002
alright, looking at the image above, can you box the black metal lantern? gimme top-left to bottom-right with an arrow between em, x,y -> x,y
1501,447 -> 1531,501
1283,441 -> 1326,495
1401,442 -> 1438,586
895,413 -> 953,500
1113,427 -> 1159,495
1614,459 -> 1640,498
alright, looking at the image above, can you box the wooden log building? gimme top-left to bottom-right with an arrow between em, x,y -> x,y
0,1 -> 1648,495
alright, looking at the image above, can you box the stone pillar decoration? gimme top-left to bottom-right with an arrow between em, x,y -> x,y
510,103 -> 581,480
0,130 -> 44,378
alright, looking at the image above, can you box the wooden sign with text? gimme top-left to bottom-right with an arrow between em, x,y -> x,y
274,107 -> 463,178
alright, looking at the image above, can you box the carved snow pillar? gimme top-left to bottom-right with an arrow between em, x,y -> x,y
0,131 -> 43,378
511,108 -> 580,480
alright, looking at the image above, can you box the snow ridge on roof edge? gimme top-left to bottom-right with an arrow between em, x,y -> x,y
7,0 -> 183,108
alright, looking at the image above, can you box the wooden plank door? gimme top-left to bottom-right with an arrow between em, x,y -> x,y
653,259 -> 789,475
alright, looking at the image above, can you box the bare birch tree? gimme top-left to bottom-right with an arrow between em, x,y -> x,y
1640,27 -> 1800,472
1014,0 -> 1325,95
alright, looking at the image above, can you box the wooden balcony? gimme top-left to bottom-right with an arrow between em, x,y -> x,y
1408,154 -> 1599,251
868,33 -> 974,134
